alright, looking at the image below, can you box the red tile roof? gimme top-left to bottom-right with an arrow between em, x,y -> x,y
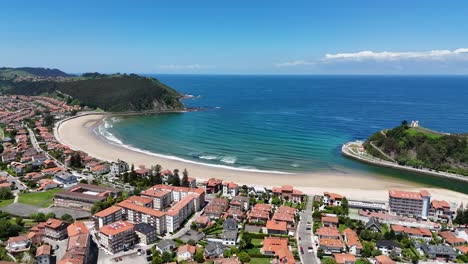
99,221 -> 134,236
93,205 -> 122,218
266,220 -> 287,232
333,253 -> 356,264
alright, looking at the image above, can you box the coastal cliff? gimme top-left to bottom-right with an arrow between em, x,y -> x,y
0,67 -> 184,112
363,121 -> 468,176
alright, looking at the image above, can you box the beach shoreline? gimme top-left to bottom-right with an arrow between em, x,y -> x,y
54,113 -> 468,204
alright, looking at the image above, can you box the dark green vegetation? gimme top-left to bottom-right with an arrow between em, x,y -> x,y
364,121 -> 468,176
0,67 -> 184,112
454,206 -> 468,225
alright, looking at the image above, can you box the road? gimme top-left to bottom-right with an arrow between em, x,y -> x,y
297,196 -> 319,264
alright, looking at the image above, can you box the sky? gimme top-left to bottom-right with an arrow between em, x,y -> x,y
2,0 -> 468,74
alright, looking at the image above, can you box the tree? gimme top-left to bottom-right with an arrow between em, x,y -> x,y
44,114 -> 55,127
15,217 -> 24,227
194,251 -> 204,263
0,187 -> 14,200
341,197 -> 349,215
238,252 -> 251,263
61,214 -> 74,223
371,249 -> 382,257
161,251 -> 172,263
30,212 -> 47,222
356,259 -> 371,264
181,169 -> 189,187
321,258 -> 338,264
187,239 -> 196,246
223,248 -> 232,257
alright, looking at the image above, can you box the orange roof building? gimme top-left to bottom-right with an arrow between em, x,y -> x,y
98,221 -> 135,254
333,253 -> 356,264
266,220 -> 288,235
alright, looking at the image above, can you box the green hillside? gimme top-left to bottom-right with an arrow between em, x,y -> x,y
0,67 -> 71,79
0,68 -> 184,112
364,121 -> 468,176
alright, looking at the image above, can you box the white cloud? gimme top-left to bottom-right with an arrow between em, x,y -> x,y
158,64 -> 202,70
275,60 -> 315,67
323,48 -> 468,61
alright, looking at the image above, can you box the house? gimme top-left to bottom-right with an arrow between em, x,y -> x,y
204,242 -> 226,259
365,217 -> 382,232
317,227 -> 341,239
455,245 -> 468,255
272,185 -> 303,203
261,237 -> 295,264
135,223 -> 157,245
376,240 -> 402,257
177,244 -> 196,261
6,235 -> 31,253
204,178 -> 223,194
391,225 -> 432,241
91,164 -> 110,175
420,244 -> 457,260
333,253 -> 356,264
110,160 -> 129,176
375,255 -> 396,264
195,215 -> 209,228
37,179 -> 58,191
43,159 -> 56,169
55,171 -> 78,185
319,238 -> 344,254
213,258 -> 241,264
266,220 -> 288,235
438,231 -> 466,246
230,196 -> 250,212
36,244 -> 51,264
98,221 -> 135,254
135,167 -> 152,177
342,228 -> 362,256
322,215 -> 339,228
156,240 -> 177,253
323,192 -> 343,206
429,200 -> 454,222
45,218 -> 69,240
222,218 -> 238,245
28,222 -> 46,244
222,181 -> 239,197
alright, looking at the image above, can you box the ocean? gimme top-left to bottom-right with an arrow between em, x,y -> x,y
99,75 -> 468,192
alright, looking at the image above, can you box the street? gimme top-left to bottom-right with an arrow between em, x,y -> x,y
297,196 -> 319,264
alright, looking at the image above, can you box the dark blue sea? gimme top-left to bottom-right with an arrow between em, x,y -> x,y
100,75 -> 468,191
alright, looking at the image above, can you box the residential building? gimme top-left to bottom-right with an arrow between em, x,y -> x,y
391,225 -> 432,241
272,185 -> 303,203
322,215 -> 339,228
141,188 -> 172,210
222,181 -> 239,197
110,160 -> 129,176
266,220 -> 288,235
317,227 -> 341,239
156,240 -> 176,253
55,171 -> 78,185
44,218 -> 69,240
319,238 -> 344,254
6,235 -> 31,253
365,217 -> 382,232
261,237 -> 295,264
93,205 -> 123,229
177,244 -> 196,261
388,190 -> 431,218
117,198 -> 166,235
230,196 -> 250,212
342,228 -> 362,256
333,253 -> 356,264
135,223 -> 157,245
438,231 -> 466,246
429,200 -> 454,222
375,255 -> 396,264
98,221 -> 135,254
420,244 -> 457,260
36,244 -> 51,264
204,242 -> 226,259
323,192 -> 343,206
204,178 -> 223,194
376,240 -> 402,257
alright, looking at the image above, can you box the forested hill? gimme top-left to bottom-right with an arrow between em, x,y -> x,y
0,67 -> 72,78
0,68 -> 184,112
364,121 -> 468,176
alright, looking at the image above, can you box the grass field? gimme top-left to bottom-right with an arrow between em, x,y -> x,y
0,199 -> 14,208
252,238 -> 264,247
18,188 -> 62,207
250,258 -> 273,264
0,127 -> 4,139
406,127 -> 442,140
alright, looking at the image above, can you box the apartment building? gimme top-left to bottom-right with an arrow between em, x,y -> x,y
98,221 -> 135,254
388,190 -> 431,218
93,205 -> 123,229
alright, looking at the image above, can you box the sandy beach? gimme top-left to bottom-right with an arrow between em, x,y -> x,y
54,114 -> 468,204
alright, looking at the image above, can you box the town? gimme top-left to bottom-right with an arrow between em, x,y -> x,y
0,94 -> 468,264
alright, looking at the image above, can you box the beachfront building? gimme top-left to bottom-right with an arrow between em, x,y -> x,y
203,178 -> 223,194
323,192 -> 343,207
272,185 -> 304,203
110,160 -> 129,176
388,190 -> 431,218
222,181 -> 239,197
429,200 -> 454,222
117,197 -> 166,235
141,188 -> 172,210
98,221 -> 135,254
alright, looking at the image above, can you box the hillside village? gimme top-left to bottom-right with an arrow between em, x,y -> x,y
0,95 -> 467,264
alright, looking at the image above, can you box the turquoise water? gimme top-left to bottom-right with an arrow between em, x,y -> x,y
101,75 -> 468,193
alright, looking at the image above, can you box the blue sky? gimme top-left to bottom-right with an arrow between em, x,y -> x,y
2,0 -> 468,74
